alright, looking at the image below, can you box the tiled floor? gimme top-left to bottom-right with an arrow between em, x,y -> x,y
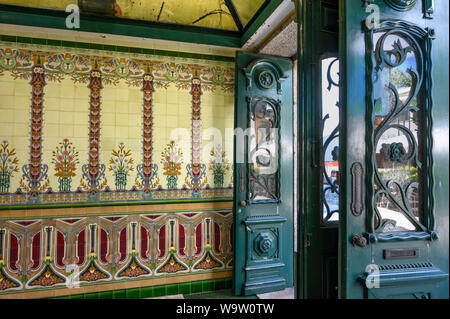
149,287 -> 294,299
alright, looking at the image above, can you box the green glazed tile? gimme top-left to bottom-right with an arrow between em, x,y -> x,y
142,48 -> 154,55
179,282 -> 191,295
214,278 -> 226,290
103,45 -> 116,52
153,285 -> 165,297
166,284 -> 178,296
140,286 -> 154,298
0,35 -> 17,42
32,38 -> 47,45
17,37 -> 32,44
126,287 -> 141,299
129,47 -> 142,53
47,39 -> 61,46
98,291 -> 113,299
89,43 -> 104,50
191,281 -> 202,293
112,289 -> 126,299
202,280 -> 214,292
69,294 -> 84,299
116,46 -> 129,53
76,42 -> 90,49
84,292 -> 98,299
62,41 -> 78,48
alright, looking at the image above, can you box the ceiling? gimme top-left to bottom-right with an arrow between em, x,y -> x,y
0,0 -> 266,31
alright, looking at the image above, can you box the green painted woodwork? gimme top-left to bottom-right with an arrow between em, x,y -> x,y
296,0 -> 339,299
338,0 -> 449,299
233,51 -> 293,296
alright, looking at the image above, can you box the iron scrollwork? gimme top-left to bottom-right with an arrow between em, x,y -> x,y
365,20 -> 435,241
247,96 -> 280,202
322,58 -> 340,222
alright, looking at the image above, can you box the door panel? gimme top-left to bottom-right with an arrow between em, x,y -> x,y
233,51 -> 293,296
339,0 -> 449,298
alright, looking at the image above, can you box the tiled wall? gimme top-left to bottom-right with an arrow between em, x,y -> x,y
0,37 -> 234,207
0,36 -> 235,298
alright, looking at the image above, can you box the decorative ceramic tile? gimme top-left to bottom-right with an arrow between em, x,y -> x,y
0,41 -> 235,208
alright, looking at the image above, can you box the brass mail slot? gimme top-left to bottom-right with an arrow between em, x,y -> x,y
383,248 -> 419,260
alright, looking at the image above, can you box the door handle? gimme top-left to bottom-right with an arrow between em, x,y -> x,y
239,166 -> 245,193
240,200 -> 247,207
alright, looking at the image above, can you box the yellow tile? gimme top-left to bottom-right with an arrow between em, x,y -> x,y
115,114 -> 129,126
45,110 -> 59,124
115,102 -> 128,113
14,123 -> 30,136
45,97 -> 61,110
75,86 -> 90,100
0,123 -> 14,137
102,100 -> 115,113
60,112 -> 74,124
45,84 -> 61,98
128,89 -> 141,102
14,109 -> 30,124
60,98 -> 75,112
0,95 -> 14,110
74,125 -> 88,138
153,92 -> 166,104
45,124 -> 60,137
74,112 -> 88,125
74,99 -> 89,112
116,88 -> 129,101
0,109 -> 14,122
14,96 -> 29,109
0,81 -> 14,95
59,125 -> 74,137
102,87 -> 117,101
102,125 -> 115,138
166,103 -> 178,115
13,82 -> 30,97
60,84 -> 75,99
115,126 -> 128,139
128,102 -> 141,114
166,92 -> 177,104
11,136 -> 30,151
166,115 -> 178,127
128,114 -> 141,127
102,112 -> 115,126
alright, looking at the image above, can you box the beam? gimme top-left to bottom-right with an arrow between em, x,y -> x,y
240,0 -> 284,46
224,0 -> 243,32
0,4 -> 242,48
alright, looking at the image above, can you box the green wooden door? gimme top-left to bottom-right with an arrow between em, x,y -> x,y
339,0 -> 449,299
233,51 -> 294,296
